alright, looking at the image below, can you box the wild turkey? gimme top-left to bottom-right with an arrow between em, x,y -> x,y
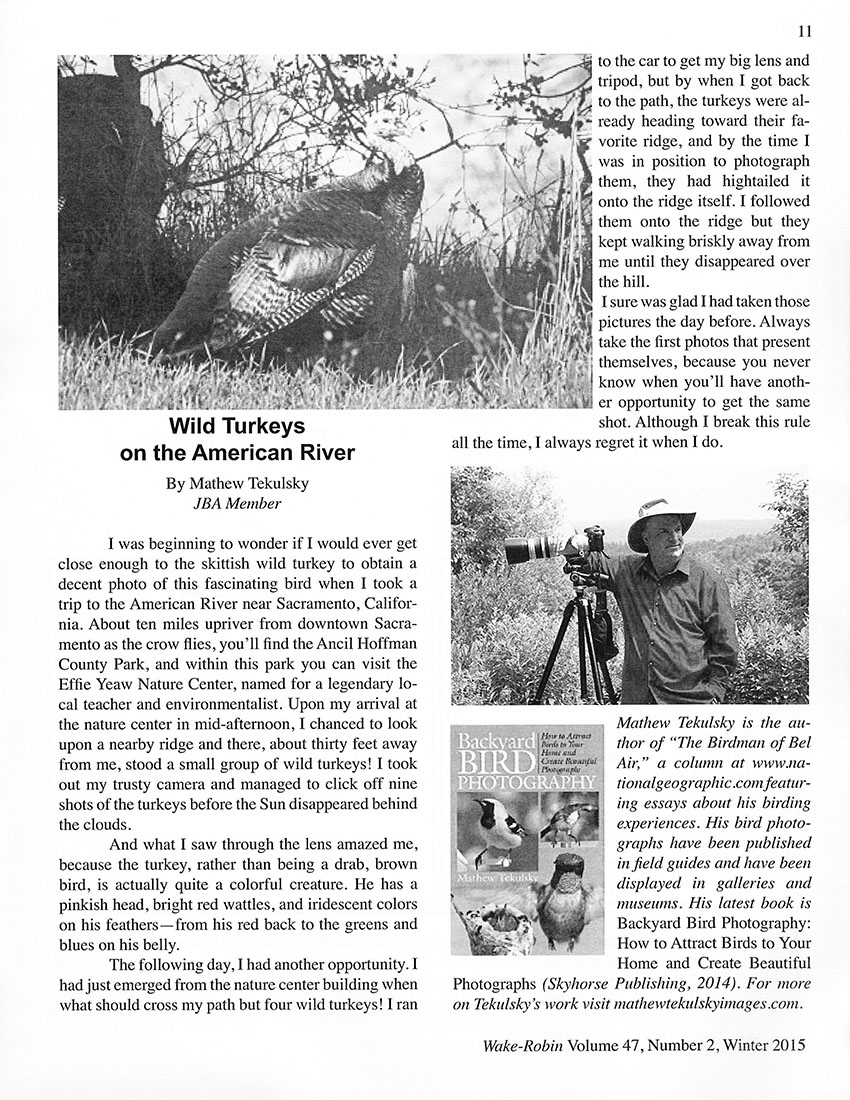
151,109 -> 424,359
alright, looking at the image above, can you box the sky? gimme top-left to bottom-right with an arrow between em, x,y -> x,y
395,54 -> 588,236
499,463 -> 804,543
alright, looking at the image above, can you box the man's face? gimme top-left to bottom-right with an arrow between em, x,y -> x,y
643,514 -> 684,572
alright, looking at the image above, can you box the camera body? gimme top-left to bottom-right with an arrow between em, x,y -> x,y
585,525 -> 605,554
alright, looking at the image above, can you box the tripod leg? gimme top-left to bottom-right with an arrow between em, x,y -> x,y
533,601 -> 577,704
577,603 -> 589,701
599,659 -> 618,704
579,603 -> 604,703
586,613 -> 618,703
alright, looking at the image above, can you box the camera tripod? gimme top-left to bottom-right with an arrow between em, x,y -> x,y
532,568 -> 618,705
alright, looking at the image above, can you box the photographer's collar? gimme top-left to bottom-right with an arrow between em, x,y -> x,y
640,552 -> 690,580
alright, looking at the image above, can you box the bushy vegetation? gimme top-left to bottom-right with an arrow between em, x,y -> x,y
452,472 -> 809,705
452,565 -> 625,705
58,54 -> 591,410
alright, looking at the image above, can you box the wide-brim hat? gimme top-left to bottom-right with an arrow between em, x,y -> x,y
628,498 -> 696,553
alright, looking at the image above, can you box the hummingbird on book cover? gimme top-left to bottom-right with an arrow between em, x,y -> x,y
453,851 -> 603,953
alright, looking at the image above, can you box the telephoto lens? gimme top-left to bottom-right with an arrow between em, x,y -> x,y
504,536 -> 560,565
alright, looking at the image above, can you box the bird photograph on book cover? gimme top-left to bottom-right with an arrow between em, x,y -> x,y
58,54 -> 591,410
451,724 -> 604,956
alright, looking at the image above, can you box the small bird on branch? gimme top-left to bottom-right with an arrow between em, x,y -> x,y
540,802 -> 596,846
473,798 -> 528,869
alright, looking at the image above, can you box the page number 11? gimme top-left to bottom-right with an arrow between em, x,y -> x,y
798,25 -> 811,36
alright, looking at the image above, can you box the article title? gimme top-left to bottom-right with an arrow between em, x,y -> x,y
119,417 -> 356,463
456,731 -> 597,792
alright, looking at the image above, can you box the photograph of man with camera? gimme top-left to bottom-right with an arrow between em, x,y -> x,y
505,500 -> 737,705
560,500 -> 738,705
452,469 -> 808,707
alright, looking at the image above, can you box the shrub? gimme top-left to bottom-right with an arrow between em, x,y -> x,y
726,621 -> 809,705
452,565 -> 623,704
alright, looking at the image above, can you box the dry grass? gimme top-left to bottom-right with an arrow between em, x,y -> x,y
59,322 -> 590,410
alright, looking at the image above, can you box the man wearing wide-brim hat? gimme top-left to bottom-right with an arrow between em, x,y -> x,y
568,498 -> 738,704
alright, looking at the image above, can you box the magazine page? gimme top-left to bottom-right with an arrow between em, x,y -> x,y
2,2 -> 849,1098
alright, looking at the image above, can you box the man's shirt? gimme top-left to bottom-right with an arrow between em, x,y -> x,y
602,552 -> 738,704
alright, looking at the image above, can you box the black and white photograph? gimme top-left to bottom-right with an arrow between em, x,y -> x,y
452,466 -> 809,705
58,53 -> 591,410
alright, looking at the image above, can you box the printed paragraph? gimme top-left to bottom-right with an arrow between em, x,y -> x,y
595,51 -> 812,447
55,533 -> 424,1013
